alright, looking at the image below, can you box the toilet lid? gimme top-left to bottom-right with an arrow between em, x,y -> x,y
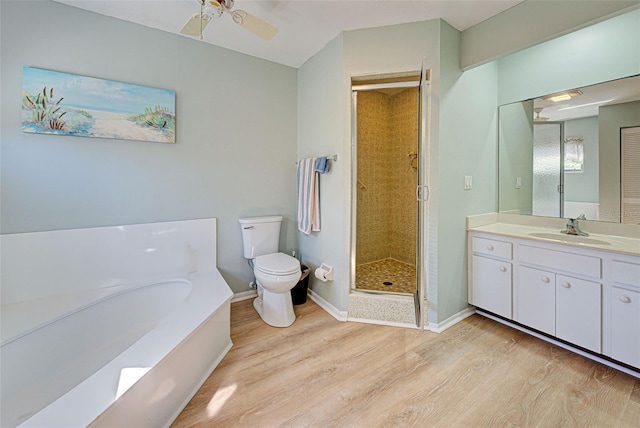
254,253 -> 300,275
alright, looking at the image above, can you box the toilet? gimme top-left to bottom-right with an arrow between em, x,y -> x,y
239,216 -> 301,327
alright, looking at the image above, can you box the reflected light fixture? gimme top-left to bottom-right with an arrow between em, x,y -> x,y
542,90 -> 583,103
558,98 -> 615,111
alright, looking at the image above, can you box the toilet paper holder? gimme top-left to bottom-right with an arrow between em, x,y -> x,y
314,263 -> 334,282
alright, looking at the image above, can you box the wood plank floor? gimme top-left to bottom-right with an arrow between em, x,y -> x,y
172,299 -> 640,428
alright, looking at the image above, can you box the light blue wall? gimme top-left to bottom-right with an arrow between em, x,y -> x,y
0,1 -> 298,294
297,34 -> 349,312
498,101 -> 534,215
435,22 -> 498,323
461,1 -> 639,70
497,9 -> 640,106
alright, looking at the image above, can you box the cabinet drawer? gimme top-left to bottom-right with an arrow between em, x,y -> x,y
472,237 -> 512,260
612,261 -> 640,288
519,245 -> 601,279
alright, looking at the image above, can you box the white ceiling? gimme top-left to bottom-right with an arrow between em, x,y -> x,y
52,0 -> 523,68
533,75 -> 640,122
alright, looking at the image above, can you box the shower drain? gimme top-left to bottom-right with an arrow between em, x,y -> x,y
382,281 -> 393,286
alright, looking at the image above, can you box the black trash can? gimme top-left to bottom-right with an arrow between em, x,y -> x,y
291,264 -> 310,305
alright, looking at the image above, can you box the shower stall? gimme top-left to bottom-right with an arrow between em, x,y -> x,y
349,72 -> 428,328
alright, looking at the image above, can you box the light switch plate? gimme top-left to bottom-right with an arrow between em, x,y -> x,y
516,177 -> 522,189
464,175 -> 472,190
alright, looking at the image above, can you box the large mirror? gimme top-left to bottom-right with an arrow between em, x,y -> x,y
499,75 -> 640,224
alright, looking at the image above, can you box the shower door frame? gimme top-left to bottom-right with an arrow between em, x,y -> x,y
349,74 -> 429,329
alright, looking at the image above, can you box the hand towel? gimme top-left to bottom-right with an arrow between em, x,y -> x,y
315,156 -> 330,174
297,157 -> 320,235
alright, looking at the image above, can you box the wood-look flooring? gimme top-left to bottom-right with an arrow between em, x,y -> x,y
172,299 -> 640,428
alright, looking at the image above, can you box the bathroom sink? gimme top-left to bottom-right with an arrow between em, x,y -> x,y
528,232 -> 611,246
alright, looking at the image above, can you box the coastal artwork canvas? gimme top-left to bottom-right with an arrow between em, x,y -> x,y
22,67 -> 176,143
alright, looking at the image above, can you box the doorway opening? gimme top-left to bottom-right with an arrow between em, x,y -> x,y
349,70 -> 428,328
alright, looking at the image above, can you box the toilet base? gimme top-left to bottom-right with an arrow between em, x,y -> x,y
253,290 -> 296,327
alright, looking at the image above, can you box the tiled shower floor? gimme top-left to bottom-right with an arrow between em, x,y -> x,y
355,258 -> 416,295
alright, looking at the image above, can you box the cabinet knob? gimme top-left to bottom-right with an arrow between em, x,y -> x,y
541,276 -> 551,283
487,245 -> 494,251
561,281 -> 571,288
619,295 -> 632,304
499,266 -> 507,272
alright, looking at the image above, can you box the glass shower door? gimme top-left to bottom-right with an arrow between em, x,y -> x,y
533,123 -> 564,217
415,62 -> 428,329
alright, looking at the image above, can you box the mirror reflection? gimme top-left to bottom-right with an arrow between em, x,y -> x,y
499,75 -> 640,224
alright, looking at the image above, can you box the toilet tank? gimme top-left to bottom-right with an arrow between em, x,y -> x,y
238,216 -> 283,259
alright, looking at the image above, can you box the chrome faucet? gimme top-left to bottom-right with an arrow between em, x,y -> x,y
562,214 -> 589,236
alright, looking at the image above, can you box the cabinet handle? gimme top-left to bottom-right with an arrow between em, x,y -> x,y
619,295 -> 632,304
499,266 -> 507,272
561,281 -> 571,288
487,245 -> 494,251
541,276 -> 551,283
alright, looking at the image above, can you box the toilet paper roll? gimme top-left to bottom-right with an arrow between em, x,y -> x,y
314,267 -> 329,282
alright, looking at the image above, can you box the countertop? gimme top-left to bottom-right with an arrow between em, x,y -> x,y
469,222 -> 640,257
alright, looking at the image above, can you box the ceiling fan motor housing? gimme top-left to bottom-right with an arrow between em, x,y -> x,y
217,0 -> 235,9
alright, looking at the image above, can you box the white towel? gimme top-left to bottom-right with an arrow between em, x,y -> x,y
297,157 -> 320,235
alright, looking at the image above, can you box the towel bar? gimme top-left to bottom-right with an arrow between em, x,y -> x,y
296,154 -> 338,164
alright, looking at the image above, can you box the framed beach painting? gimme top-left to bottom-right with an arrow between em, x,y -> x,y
22,67 -> 176,143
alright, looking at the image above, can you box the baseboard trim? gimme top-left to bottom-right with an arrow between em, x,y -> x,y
477,310 -> 640,379
307,289 -> 348,322
425,306 -> 475,333
231,290 -> 257,303
347,317 -> 419,329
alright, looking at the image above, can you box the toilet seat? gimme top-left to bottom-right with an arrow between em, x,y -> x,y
254,252 -> 300,276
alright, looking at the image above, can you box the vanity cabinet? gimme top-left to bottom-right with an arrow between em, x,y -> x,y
467,229 -> 640,371
469,237 -> 512,319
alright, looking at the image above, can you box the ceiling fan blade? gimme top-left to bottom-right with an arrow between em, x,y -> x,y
231,9 -> 277,41
180,12 -> 211,37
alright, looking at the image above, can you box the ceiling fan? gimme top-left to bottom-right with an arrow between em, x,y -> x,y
534,107 -> 549,122
180,0 -> 278,41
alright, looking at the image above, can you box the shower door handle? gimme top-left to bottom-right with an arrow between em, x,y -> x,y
416,185 -> 429,202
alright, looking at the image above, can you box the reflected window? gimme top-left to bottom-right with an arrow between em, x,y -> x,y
564,137 -> 584,172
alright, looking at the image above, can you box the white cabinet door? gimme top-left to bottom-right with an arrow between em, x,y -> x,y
472,255 -> 512,319
518,266 -> 555,335
610,287 -> 640,368
556,275 -> 602,353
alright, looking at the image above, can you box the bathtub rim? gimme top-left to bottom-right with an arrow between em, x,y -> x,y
1,278 -> 193,347
16,269 -> 233,428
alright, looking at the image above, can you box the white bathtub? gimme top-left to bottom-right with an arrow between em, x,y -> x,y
0,219 -> 233,427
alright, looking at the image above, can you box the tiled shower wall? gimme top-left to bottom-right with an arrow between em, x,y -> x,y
356,88 -> 419,265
